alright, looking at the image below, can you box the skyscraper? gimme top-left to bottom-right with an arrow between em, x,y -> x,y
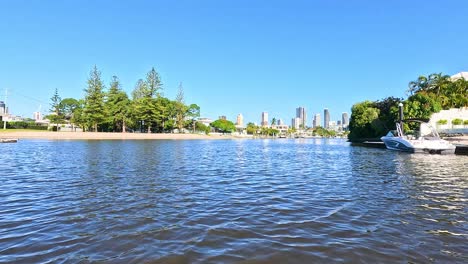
261,112 -> 269,127
236,113 -> 244,127
296,107 -> 307,128
324,108 -> 330,128
291,117 -> 301,129
313,114 -> 321,128
342,112 -> 349,130
277,119 -> 284,126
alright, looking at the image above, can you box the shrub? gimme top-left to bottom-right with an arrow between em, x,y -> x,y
464,120 -> 468,125
6,121 -> 48,130
436,119 -> 447,125
452,119 -> 463,125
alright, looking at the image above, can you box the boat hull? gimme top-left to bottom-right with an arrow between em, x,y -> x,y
381,136 -> 456,154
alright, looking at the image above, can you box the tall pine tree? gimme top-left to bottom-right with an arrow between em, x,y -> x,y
83,66 -> 105,132
131,67 -> 164,133
46,88 -> 65,131
105,76 -> 130,132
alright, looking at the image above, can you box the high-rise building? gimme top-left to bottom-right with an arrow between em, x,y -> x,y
313,114 -> 321,128
277,119 -> 284,126
291,117 -> 301,129
236,113 -> 244,127
296,107 -> 307,128
324,108 -> 330,128
261,112 -> 269,127
342,112 -> 349,130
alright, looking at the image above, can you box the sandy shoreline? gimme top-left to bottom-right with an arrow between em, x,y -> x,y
0,131 -> 239,140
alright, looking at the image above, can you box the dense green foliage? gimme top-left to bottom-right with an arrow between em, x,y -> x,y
349,72 -> 468,141
44,66 -> 201,133
210,119 -> 236,133
6,121 -> 48,130
313,127 -> 337,137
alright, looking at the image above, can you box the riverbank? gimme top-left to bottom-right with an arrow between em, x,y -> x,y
0,131 -> 239,140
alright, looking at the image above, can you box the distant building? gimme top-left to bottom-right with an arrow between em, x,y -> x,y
198,117 -> 213,127
313,114 -> 321,128
236,113 -> 244,127
0,101 -> 6,116
261,112 -> 269,127
342,112 -> 349,130
277,118 -> 284,126
33,111 -> 42,121
329,120 -> 337,130
291,117 -> 301,130
324,108 -> 330,129
219,116 -> 227,121
296,107 -> 307,128
275,124 -> 289,134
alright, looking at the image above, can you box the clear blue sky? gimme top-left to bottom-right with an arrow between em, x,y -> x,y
1,0 -> 467,124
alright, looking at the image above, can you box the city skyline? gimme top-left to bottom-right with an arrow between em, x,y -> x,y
1,1 -> 468,124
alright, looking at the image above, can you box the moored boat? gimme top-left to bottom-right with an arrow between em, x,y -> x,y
381,120 -> 455,154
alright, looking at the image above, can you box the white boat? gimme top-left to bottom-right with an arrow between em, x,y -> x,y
381,119 -> 455,154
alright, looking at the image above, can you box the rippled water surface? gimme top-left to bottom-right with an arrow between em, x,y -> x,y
1,139 -> 467,263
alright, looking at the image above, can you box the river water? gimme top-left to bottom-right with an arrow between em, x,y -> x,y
0,139 -> 467,263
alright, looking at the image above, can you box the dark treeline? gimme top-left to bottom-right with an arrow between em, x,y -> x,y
348,73 -> 468,141
47,66 -> 205,133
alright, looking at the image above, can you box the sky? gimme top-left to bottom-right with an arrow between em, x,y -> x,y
1,0 -> 467,125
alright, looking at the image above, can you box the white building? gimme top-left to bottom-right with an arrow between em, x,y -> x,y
33,111 -> 42,121
198,117 -> 213,127
291,117 -> 301,130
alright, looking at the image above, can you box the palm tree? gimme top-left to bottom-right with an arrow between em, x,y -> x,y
428,73 -> 451,96
407,75 -> 428,95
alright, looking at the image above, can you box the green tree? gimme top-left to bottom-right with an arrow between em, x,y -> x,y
146,67 -> 163,97
404,93 -> 442,120
271,117 -> 277,126
130,67 -> 164,133
132,79 -> 147,100
174,83 -> 188,133
186,104 -> 200,133
60,97 -> 80,131
246,122 -> 258,135
154,97 -> 175,132
71,99 -> 86,131
46,88 -> 65,131
211,119 -> 236,133
83,66 -> 106,132
106,76 -> 130,132
132,97 -> 157,133
195,122 -> 210,134
348,101 -> 380,141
